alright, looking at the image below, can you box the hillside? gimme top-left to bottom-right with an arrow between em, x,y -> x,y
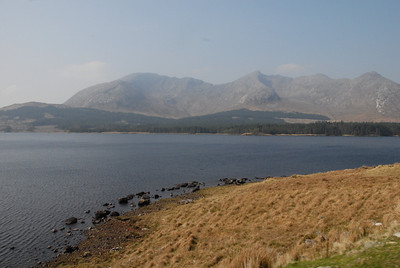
0,103 -> 328,133
64,71 -> 400,122
45,164 -> 400,267
0,102 -> 172,132
3,103 -> 400,136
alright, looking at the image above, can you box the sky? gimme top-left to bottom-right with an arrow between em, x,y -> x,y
0,0 -> 399,107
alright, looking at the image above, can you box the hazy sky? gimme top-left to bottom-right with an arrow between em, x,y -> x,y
1,0 -> 399,107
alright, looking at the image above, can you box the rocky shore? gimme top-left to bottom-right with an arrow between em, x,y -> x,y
38,164 -> 400,267
37,164 -> 400,267
39,191 -> 199,267
37,175 -> 263,267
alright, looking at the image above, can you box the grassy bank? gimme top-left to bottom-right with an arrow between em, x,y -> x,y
44,164 -> 400,267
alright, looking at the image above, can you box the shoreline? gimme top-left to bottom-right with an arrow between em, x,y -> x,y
33,179 -> 210,267
37,178 -> 252,267
1,130 -> 399,137
40,163 -> 400,267
39,190 -> 208,267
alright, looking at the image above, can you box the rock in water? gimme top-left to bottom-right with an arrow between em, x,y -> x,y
65,217 -> 78,225
118,197 -> 128,204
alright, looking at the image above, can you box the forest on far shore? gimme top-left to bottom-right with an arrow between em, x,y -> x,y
1,106 -> 399,136
68,121 -> 400,136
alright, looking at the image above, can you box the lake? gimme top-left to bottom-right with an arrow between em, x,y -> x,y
0,133 -> 399,267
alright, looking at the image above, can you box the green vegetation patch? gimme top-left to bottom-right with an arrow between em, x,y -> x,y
175,109 -> 329,127
286,239 -> 400,268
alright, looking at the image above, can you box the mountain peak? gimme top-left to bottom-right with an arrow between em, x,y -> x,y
242,70 -> 263,78
365,71 -> 380,76
120,72 -> 166,82
234,71 -> 267,84
356,71 -> 384,80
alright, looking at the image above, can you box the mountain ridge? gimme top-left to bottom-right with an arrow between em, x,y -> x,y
64,71 -> 400,122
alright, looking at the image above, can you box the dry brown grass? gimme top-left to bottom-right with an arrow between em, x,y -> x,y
51,163 -> 400,267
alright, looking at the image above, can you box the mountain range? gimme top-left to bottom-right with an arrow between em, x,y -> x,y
64,71 -> 400,122
1,71 -> 400,132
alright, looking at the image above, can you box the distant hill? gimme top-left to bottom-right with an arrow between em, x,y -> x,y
64,71 -> 400,122
0,103 -> 328,132
0,102 -> 170,132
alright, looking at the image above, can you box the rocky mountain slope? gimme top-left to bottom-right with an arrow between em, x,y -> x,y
272,71 -> 400,122
64,72 -> 281,119
64,71 -> 400,122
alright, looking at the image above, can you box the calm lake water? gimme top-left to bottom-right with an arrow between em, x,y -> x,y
0,133 -> 399,267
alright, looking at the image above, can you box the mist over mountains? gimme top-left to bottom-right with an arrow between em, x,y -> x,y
1,71 -> 400,133
64,71 -> 400,122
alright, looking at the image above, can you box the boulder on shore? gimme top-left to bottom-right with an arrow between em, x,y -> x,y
187,181 -> 199,188
110,211 -> 120,217
138,195 -> 151,207
191,186 -> 200,193
94,210 -> 110,220
64,245 -> 78,254
219,177 -> 249,185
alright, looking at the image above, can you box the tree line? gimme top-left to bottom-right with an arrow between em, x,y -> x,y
66,121 -> 400,136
